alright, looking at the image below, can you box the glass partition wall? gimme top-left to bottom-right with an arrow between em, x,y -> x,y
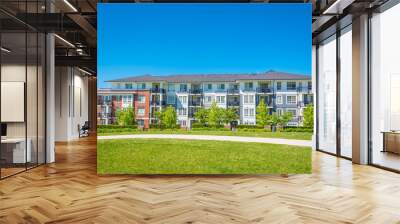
370,3 -> 400,171
0,3 -> 46,179
316,26 -> 353,158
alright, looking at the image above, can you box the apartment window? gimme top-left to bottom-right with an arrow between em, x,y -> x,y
286,109 -> 297,117
180,120 -> 187,127
287,82 -> 296,90
207,84 -> 212,90
205,96 -> 212,103
180,84 -> 187,92
249,95 -> 254,103
125,83 -> 133,89
178,108 -> 187,116
167,95 -> 175,104
244,82 -> 253,90
232,84 -> 239,90
286,95 -> 297,104
244,95 -> 248,104
249,108 -> 254,116
138,95 -> 146,103
216,96 -> 225,104
244,108 -> 249,116
179,96 -> 188,104
277,108 -> 283,116
137,108 -> 145,116
168,83 -> 175,91
137,119 -> 144,127
139,83 -> 146,90
277,82 -> 281,90
218,83 -> 225,90
276,95 -> 283,104
308,81 -> 312,90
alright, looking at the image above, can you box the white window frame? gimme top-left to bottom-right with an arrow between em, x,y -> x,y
286,95 -> 297,105
286,109 -> 297,117
137,108 -> 145,116
276,95 -> 283,104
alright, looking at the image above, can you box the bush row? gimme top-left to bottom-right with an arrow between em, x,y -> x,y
97,124 -> 137,129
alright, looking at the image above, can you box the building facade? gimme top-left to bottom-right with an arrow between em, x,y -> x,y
97,71 -> 312,128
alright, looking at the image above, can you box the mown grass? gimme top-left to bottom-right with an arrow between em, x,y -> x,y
97,128 -> 312,140
97,138 -> 311,174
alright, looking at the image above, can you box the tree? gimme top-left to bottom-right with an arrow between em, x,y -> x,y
154,109 -> 163,128
278,112 -> 293,127
116,106 -> 135,126
256,98 -> 270,127
303,104 -> 314,128
194,108 -> 209,126
207,101 -> 223,127
162,106 -> 177,129
223,108 -> 239,125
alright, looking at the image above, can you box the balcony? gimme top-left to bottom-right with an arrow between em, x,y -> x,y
297,87 -> 312,93
227,89 -> 240,94
242,88 -> 255,92
189,89 -> 203,94
151,88 -> 166,94
189,100 -> 202,107
151,100 -> 166,106
256,87 -> 273,94
227,101 -> 240,107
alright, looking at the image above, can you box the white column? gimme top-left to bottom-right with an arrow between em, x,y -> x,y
352,14 -> 369,164
46,33 -> 55,163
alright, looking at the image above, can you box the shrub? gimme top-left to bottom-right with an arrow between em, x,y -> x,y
282,127 -> 313,132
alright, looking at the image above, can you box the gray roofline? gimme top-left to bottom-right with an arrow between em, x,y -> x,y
105,71 -> 311,83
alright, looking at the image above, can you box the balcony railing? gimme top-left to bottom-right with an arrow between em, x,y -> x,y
227,101 -> 240,107
189,89 -> 203,94
256,87 -> 273,93
151,100 -> 166,106
242,88 -> 255,92
150,88 -> 166,94
227,89 -> 239,94
189,101 -> 202,106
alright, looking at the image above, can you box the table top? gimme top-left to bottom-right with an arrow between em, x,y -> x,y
381,131 -> 400,134
1,138 -> 30,143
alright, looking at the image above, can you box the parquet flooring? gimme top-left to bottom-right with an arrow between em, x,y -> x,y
1,136 -> 400,223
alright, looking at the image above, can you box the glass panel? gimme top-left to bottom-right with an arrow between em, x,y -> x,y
317,35 -> 337,154
371,4 -> 400,171
1,31 -> 27,177
340,27 -> 352,158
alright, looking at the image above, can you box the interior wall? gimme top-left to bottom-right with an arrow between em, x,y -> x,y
55,67 -> 89,141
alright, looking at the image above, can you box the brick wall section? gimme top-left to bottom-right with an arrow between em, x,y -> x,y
134,90 -> 150,128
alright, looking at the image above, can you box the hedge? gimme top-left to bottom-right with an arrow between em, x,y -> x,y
97,124 -> 137,129
281,127 -> 313,133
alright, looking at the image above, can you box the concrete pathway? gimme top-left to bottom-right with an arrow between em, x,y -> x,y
98,134 -> 312,147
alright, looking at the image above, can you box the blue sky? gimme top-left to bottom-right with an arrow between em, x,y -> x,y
98,3 -> 311,88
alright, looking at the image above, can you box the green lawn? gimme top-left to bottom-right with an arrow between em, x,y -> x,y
97,129 -> 312,140
97,139 -> 311,174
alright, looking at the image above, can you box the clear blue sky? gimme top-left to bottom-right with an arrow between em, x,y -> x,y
98,3 -> 311,88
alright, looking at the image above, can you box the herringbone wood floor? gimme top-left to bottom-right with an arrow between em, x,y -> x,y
1,136 -> 400,224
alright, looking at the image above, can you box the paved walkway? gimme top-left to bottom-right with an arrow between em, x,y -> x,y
98,134 -> 312,147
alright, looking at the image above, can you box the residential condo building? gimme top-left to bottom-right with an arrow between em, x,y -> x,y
97,71 -> 313,128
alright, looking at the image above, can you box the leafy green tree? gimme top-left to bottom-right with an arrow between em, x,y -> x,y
303,104 -> 314,128
267,112 -> 280,127
223,108 -> 239,125
207,101 -> 223,127
154,109 -> 163,128
256,98 -> 270,127
116,106 -> 135,126
278,112 -> 293,127
162,106 -> 177,129
194,108 -> 209,126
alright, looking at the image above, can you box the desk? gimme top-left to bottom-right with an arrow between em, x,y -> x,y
382,131 -> 400,154
1,138 -> 31,163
